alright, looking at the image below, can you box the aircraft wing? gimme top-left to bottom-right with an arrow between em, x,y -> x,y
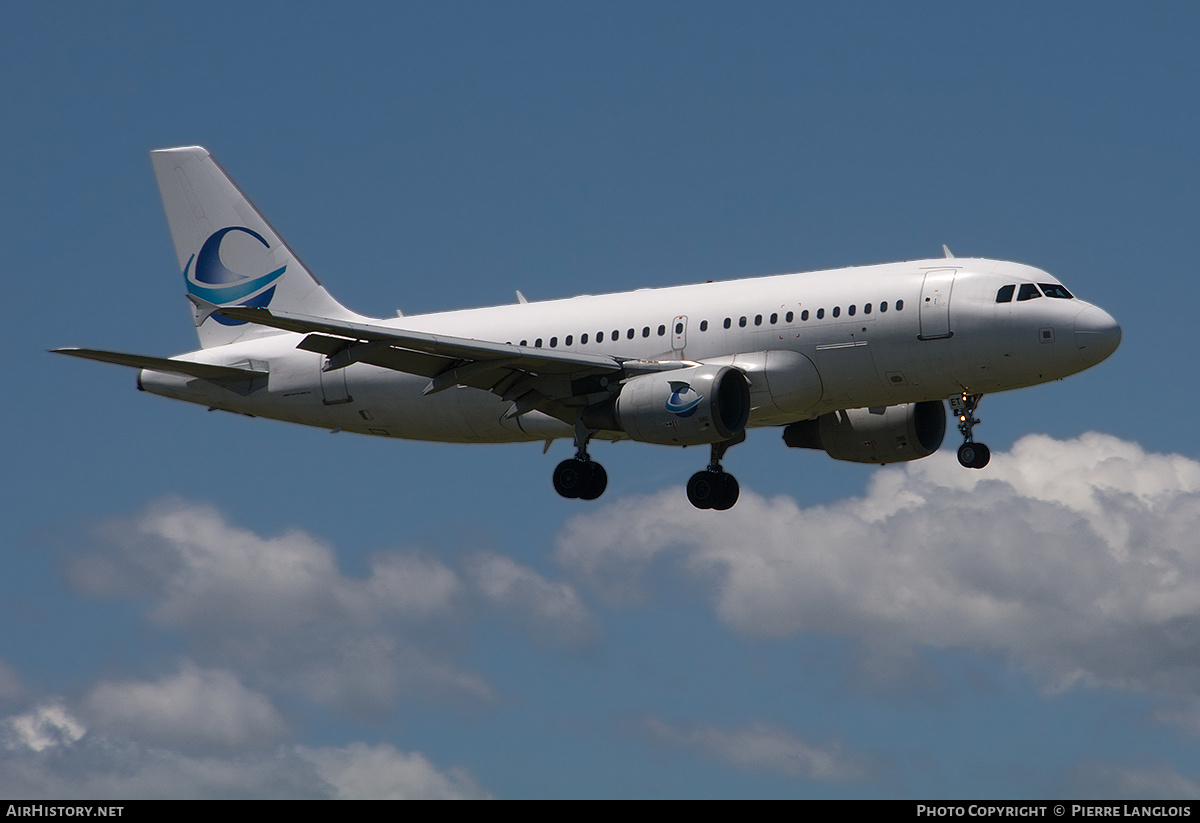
52,348 -> 267,382
215,305 -> 624,373
212,304 -> 639,421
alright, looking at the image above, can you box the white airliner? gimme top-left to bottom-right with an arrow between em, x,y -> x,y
56,147 -> 1121,510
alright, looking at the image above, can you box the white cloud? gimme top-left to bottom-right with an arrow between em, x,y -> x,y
300,742 -> 491,799
0,701 -> 488,799
75,499 -> 461,632
556,433 -> 1200,698
467,552 -> 597,645
68,499 -> 487,713
1068,762 -> 1200,799
84,662 -> 287,751
4,701 -> 85,753
642,718 -> 866,782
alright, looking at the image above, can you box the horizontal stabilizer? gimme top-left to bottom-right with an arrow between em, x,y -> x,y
52,348 -> 267,382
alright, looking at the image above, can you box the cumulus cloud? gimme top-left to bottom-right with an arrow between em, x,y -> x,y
300,742 -> 491,799
467,552 -> 598,646
642,718 -> 867,782
84,662 -> 287,751
73,499 -> 461,631
4,702 -> 85,753
68,499 -> 485,713
556,433 -> 1200,697
1067,762 -> 1200,799
0,701 -> 487,799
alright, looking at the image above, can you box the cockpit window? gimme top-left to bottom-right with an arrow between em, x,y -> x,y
995,285 -> 1015,303
1016,283 -> 1042,301
1038,283 -> 1073,299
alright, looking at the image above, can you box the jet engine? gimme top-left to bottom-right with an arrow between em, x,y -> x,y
583,365 -> 750,445
782,401 -> 946,464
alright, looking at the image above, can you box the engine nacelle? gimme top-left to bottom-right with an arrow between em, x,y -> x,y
585,365 -> 751,445
782,401 -> 946,464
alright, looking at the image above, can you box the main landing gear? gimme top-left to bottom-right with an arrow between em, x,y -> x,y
687,433 -> 744,511
950,392 -> 990,469
553,422 -> 608,500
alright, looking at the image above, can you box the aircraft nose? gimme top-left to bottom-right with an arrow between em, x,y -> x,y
1075,305 -> 1121,366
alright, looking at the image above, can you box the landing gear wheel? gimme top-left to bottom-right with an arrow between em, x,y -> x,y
554,458 -> 608,500
687,471 -> 718,509
957,442 -> 990,469
687,471 -> 740,510
578,461 -> 607,500
711,473 -> 739,511
553,459 -> 585,498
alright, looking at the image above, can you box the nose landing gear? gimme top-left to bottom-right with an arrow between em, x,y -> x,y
687,432 -> 744,510
950,392 -> 990,469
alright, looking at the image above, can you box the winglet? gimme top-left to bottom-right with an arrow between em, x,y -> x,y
942,245 -> 954,259
516,290 -> 529,304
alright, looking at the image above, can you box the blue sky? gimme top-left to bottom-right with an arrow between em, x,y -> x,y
4,1 -> 1200,798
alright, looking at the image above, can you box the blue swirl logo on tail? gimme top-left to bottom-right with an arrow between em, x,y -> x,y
184,227 -> 286,326
665,385 -> 703,418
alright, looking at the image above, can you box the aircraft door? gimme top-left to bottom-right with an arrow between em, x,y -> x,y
918,269 -> 956,340
671,315 -> 687,351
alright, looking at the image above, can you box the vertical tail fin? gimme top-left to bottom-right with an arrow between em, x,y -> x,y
151,146 -> 360,349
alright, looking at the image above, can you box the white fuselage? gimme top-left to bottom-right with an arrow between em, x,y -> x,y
140,257 -> 1118,444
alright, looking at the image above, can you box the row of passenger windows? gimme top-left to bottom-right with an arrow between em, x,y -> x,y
996,283 -> 1074,303
510,299 -> 906,348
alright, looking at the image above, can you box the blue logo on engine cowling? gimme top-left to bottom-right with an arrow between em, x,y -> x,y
665,385 -> 703,417
183,226 -> 286,326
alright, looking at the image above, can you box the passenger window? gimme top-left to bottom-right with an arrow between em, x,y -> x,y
770,313 -> 778,324
832,306 -> 840,318
612,329 -> 619,340
880,301 -> 888,313
739,316 -> 747,327
658,324 -> 666,336
581,333 -> 588,344
627,329 -> 634,339
754,314 -> 762,326
700,320 -> 708,331
535,338 -> 542,348
996,285 -> 1015,303
800,310 -> 808,321
565,335 -> 573,346
1039,283 -> 1073,299
816,308 -> 825,319
550,337 -> 557,347
864,303 -> 872,314
1017,284 -> 1042,301
848,305 -> 856,316
642,326 -> 650,337
596,331 -> 604,342
786,311 -> 794,322
896,300 -> 904,310
723,318 -> 731,329
520,340 -> 527,346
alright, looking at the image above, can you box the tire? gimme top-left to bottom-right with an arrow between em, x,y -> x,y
553,459 -> 585,498
712,473 -> 740,511
958,443 -> 991,469
578,461 -> 608,500
970,443 -> 990,469
687,471 -> 718,509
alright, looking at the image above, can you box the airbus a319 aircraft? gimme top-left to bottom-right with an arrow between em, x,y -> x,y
56,147 -> 1121,510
